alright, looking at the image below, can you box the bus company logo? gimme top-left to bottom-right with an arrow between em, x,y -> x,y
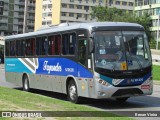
112,79 -> 124,85
18,58 -> 39,73
43,61 -> 62,74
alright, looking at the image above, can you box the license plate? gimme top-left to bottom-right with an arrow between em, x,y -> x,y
141,85 -> 150,89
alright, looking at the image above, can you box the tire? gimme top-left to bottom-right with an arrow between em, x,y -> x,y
67,80 -> 80,103
23,75 -> 30,92
116,97 -> 129,102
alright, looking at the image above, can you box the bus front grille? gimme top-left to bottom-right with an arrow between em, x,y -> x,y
112,88 -> 143,97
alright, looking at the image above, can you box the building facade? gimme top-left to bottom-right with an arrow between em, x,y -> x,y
35,0 -> 134,31
135,0 -> 160,40
0,0 -> 35,36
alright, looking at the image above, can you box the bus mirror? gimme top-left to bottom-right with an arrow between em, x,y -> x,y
89,38 -> 94,53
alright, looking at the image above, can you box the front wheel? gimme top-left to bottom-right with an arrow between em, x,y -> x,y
23,75 -> 30,92
67,80 -> 80,103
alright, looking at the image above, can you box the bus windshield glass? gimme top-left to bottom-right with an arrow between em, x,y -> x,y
94,31 -> 152,71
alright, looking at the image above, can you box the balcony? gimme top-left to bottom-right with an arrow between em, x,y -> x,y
27,22 -> 34,26
15,1 -> 25,5
0,26 -> 8,30
61,0 -> 102,7
27,9 -> 35,13
28,3 -> 35,7
0,19 -> 8,23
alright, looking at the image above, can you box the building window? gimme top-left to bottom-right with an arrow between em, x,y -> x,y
115,1 -> 120,5
122,2 -> 127,6
61,12 -> 66,16
69,13 -> 74,17
85,0 -> 89,3
42,21 -> 46,25
62,3 -> 67,8
84,6 -> 89,12
109,0 -> 113,6
129,2 -> 133,6
78,0 -> 82,3
77,5 -> 82,9
48,4 -> 52,8
144,0 -> 149,5
47,21 -> 52,25
48,12 -> 52,17
69,4 -> 74,9
70,0 -> 74,2
77,13 -> 82,18
43,5 -> 47,9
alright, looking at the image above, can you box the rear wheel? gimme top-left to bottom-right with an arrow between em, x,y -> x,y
23,75 -> 30,92
67,80 -> 80,103
116,97 -> 129,102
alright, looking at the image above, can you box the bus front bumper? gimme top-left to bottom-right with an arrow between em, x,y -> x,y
95,79 -> 153,99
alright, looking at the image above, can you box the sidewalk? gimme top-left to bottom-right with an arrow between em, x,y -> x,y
0,64 -> 4,69
154,80 -> 160,85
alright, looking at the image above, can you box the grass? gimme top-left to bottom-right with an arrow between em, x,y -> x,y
153,65 -> 160,81
0,86 -> 133,120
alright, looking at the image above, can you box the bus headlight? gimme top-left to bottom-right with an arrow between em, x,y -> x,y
98,79 -> 110,86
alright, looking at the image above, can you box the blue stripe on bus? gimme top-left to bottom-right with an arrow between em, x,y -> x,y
100,72 -> 151,86
5,58 -> 93,78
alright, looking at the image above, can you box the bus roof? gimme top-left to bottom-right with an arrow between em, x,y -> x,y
5,22 -> 143,40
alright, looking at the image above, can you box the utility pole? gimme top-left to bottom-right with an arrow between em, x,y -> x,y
23,0 -> 28,33
156,11 -> 160,50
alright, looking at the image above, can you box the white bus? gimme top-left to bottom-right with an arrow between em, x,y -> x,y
5,22 -> 152,103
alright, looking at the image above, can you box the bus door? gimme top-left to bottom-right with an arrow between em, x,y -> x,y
78,39 -> 91,97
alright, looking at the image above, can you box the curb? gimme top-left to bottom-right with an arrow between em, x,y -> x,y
154,81 -> 160,85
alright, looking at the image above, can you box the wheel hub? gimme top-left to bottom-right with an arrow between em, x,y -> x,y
69,85 -> 76,100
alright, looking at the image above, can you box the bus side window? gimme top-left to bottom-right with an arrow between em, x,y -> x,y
55,35 -> 61,55
36,36 -> 48,56
5,41 -> 10,56
48,36 -> 55,55
16,40 -> 22,56
48,35 -> 61,55
22,40 -> 26,56
25,38 -> 35,56
10,41 -> 16,56
62,33 -> 76,55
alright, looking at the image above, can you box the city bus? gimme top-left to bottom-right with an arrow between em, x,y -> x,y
5,22 -> 153,103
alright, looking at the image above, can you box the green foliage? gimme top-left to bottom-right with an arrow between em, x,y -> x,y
91,6 -> 152,40
153,65 -> 160,81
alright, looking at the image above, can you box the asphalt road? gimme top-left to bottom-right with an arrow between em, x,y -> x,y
0,67 -> 160,120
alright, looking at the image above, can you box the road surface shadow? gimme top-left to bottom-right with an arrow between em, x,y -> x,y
14,87 -> 160,110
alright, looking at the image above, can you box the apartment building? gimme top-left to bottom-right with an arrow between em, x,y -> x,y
35,0 -> 134,31
0,0 -> 35,36
135,0 -> 160,40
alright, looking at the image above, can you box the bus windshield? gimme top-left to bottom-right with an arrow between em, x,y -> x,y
94,31 -> 152,71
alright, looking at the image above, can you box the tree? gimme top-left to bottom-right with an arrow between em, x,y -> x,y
91,6 -> 152,40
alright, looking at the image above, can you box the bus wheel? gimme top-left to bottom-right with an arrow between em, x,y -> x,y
116,97 -> 129,102
23,75 -> 30,92
67,80 -> 79,103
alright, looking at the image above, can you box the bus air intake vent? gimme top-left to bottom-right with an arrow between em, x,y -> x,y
112,88 -> 143,97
